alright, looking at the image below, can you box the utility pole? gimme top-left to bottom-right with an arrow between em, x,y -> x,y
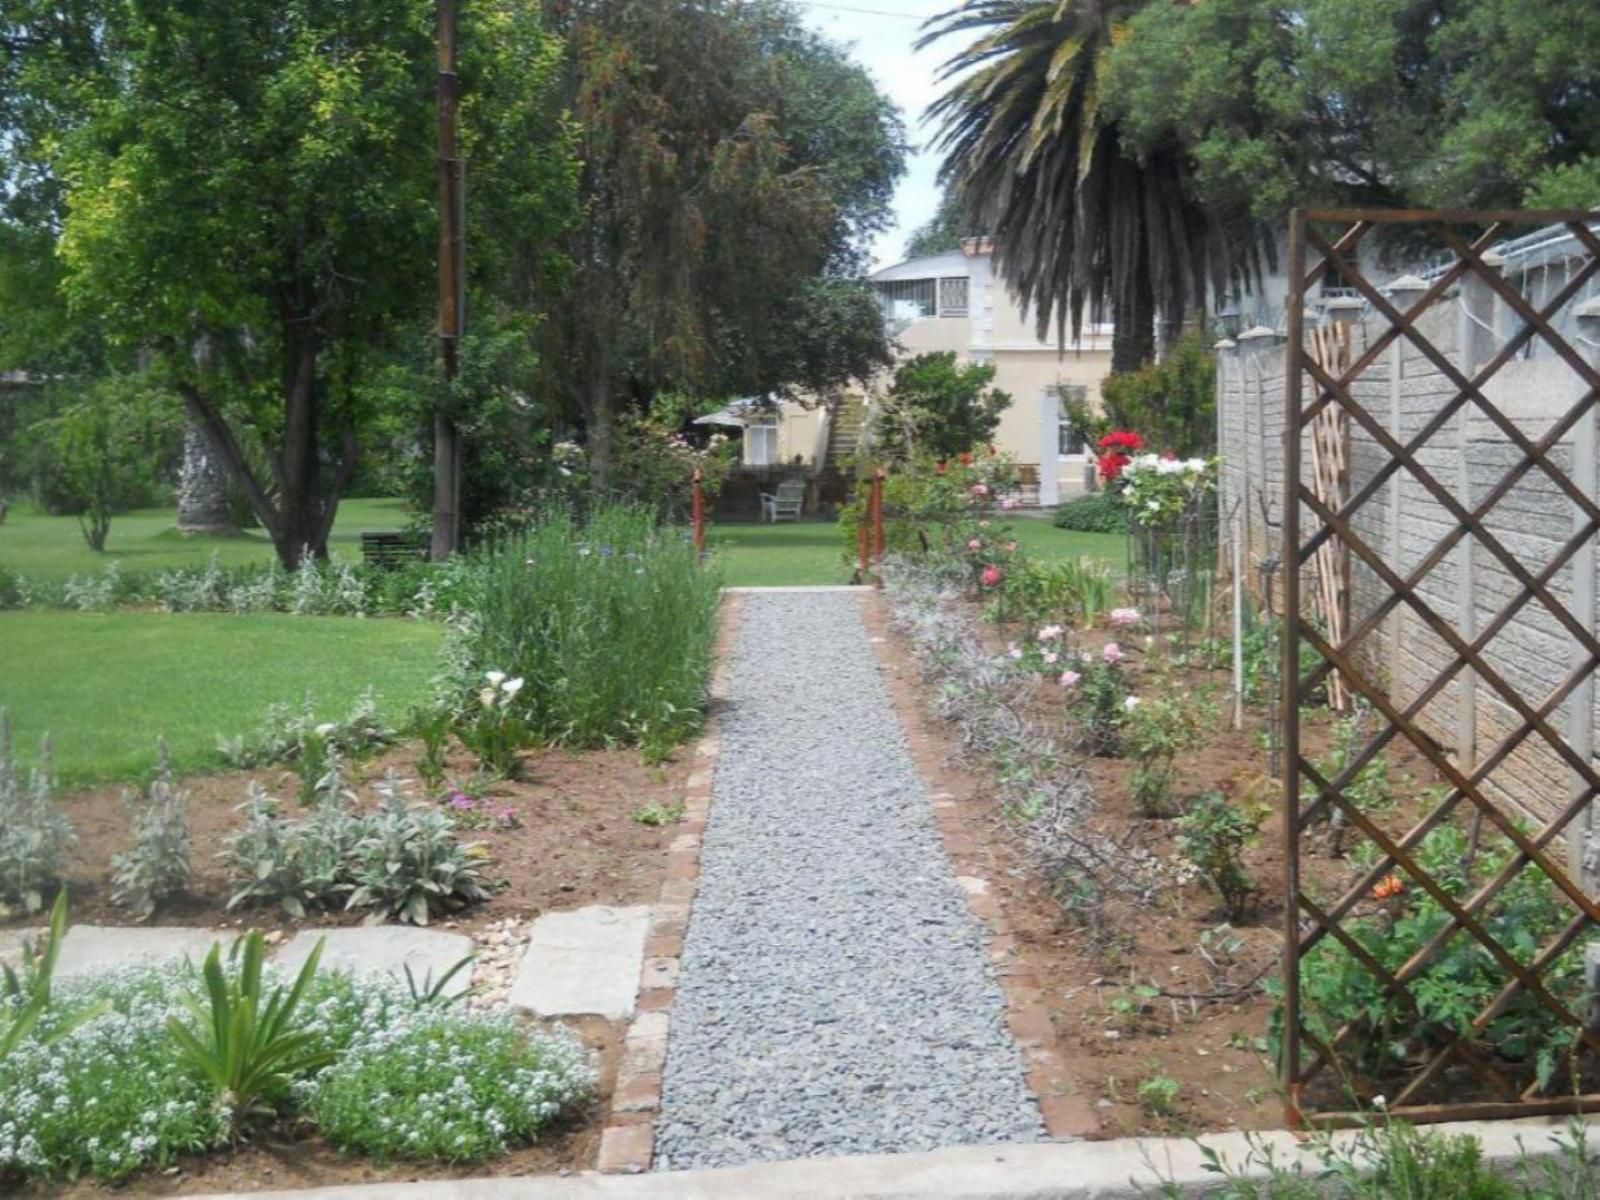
431,0 -> 464,560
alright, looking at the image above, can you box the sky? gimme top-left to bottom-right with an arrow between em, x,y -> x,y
794,0 -> 959,270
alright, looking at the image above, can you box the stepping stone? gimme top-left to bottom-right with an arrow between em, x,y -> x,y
273,926 -> 476,997
510,904 -> 651,1020
0,925 -> 226,982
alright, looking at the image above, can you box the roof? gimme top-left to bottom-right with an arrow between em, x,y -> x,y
869,248 -> 974,284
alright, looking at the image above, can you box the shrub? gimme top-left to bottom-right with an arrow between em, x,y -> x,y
870,351 -> 1012,463
1060,648 -> 1131,757
346,777 -> 490,926
1273,825 -> 1586,1092
1052,492 -> 1128,534
1176,793 -> 1261,921
306,1010 -> 592,1163
109,741 -> 192,920
0,711 -> 75,914
455,505 -> 721,759
1122,689 -> 1213,816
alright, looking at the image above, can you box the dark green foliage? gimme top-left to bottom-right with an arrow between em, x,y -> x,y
1175,793 -> 1260,920
871,352 -> 1012,463
1105,0 -> 1600,217
1097,334 -> 1216,457
1052,492 -> 1128,534
903,187 -> 970,259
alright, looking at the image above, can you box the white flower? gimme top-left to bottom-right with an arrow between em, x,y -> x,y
1123,695 -> 1141,711
478,687 -> 497,709
1037,624 -> 1064,641
1372,1094 -> 1387,1110
501,677 -> 525,698
485,670 -> 507,686
315,722 -> 337,737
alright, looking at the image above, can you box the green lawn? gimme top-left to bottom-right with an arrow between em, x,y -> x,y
0,497 -> 411,580
708,517 -> 1125,586
0,611 -> 443,785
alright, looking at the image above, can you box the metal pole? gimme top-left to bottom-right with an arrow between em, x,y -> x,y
1232,516 -> 1245,730
1280,208 -> 1307,1130
430,0 -> 464,561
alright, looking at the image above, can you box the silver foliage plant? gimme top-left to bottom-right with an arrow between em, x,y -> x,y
881,558 -> 1166,938
218,687 -> 393,769
0,710 -> 76,915
222,771 -> 487,925
109,738 -> 192,921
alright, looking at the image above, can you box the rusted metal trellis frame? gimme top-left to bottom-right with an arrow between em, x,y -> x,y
1281,207 -> 1600,1127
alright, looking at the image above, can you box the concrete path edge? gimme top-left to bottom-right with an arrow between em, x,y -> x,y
185,1117 -> 1597,1199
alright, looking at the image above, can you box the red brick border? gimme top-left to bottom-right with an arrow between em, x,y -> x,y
598,594 -> 743,1174
861,592 -> 1100,1140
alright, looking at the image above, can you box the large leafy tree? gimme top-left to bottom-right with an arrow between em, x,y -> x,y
34,0 -> 571,567
1104,0 -> 1600,216
903,187 -> 972,260
921,0 -> 1263,374
543,0 -> 905,485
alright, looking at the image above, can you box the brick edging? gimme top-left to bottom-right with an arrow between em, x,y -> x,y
860,591 -> 1100,1141
598,593 -> 744,1174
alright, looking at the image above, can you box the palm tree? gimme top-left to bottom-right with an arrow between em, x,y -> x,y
920,0 -> 1262,374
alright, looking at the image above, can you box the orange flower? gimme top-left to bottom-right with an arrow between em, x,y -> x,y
1371,875 -> 1405,902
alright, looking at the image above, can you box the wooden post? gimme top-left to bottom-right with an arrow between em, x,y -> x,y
430,0 -> 464,561
872,467 -> 887,563
691,468 -> 706,556
1571,299 -> 1600,890
857,513 -> 869,582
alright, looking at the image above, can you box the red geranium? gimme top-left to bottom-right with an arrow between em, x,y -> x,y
1096,430 -> 1145,482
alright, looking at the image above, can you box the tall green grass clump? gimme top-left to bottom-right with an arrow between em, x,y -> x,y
457,506 -> 721,759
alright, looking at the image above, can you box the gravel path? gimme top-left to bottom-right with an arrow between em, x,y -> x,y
655,591 -> 1043,1170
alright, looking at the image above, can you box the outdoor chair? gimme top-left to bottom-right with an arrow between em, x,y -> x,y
760,478 -> 806,523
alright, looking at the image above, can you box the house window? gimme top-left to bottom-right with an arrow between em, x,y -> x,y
938,276 -> 969,317
872,278 -> 937,321
744,417 -> 778,466
1051,385 -> 1088,456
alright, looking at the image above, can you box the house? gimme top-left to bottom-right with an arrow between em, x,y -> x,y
715,238 -> 1114,507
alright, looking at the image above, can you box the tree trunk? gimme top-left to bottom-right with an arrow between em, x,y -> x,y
585,348 -> 616,493
177,423 -> 237,534
1111,242 -> 1157,375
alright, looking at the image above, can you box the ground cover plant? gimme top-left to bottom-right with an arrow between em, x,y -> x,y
0,611 -> 442,784
0,937 -> 593,1184
455,505 -> 722,759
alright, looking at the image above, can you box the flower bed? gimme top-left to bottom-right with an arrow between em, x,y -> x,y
875,528 -> 1582,1133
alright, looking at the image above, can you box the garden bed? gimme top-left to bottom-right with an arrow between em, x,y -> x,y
1,739 -> 692,1195
868,585 -> 1470,1137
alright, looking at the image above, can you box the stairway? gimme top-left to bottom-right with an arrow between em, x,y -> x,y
824,398 -> 866,470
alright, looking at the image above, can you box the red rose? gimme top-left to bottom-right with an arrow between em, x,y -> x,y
981,564 -> 1003,588
959,451 -> 974,466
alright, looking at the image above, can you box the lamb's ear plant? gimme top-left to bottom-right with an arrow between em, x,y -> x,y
166,931 -> 335,1130
109,738 -> 192,920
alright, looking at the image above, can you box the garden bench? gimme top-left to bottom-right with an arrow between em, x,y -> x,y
760,478 -> 806,523
360,531 -> 427,569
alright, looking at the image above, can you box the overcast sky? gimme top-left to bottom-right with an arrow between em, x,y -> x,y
796,0 -> 956,269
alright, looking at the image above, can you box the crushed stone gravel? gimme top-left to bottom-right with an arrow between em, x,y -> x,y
655,591 -> 1043,1170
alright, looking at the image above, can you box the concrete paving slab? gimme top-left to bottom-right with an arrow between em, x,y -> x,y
181,1117 -> 1600,1199
510,904 -> 651,1019
0,925 -> 227,981
274,926 -> 476,996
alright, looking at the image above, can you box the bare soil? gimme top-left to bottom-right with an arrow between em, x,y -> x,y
867,593 -> 1449,1138
7,741 -> 689,1193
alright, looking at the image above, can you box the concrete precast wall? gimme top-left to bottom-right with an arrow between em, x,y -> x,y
1217,299 -> 1600,835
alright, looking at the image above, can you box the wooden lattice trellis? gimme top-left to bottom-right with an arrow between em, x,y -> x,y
1307,322 -> 1352,713
1282,208 -> 1600,1126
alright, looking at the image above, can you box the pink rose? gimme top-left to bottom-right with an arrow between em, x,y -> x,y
967,538 -> 984,551
1109,607 -> 1141,627
1103,642 -> 1123,664
1059,670 -> 1081,689
1000,497 -> 1021,510
1042,651 -> 1059,665
970,483 -> 990,498
981,565 -> 1003,588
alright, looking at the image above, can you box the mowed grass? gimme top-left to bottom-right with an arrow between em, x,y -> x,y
0,611 -> 443,785
0,497 -> 411,580
708,517 -> 1125,586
